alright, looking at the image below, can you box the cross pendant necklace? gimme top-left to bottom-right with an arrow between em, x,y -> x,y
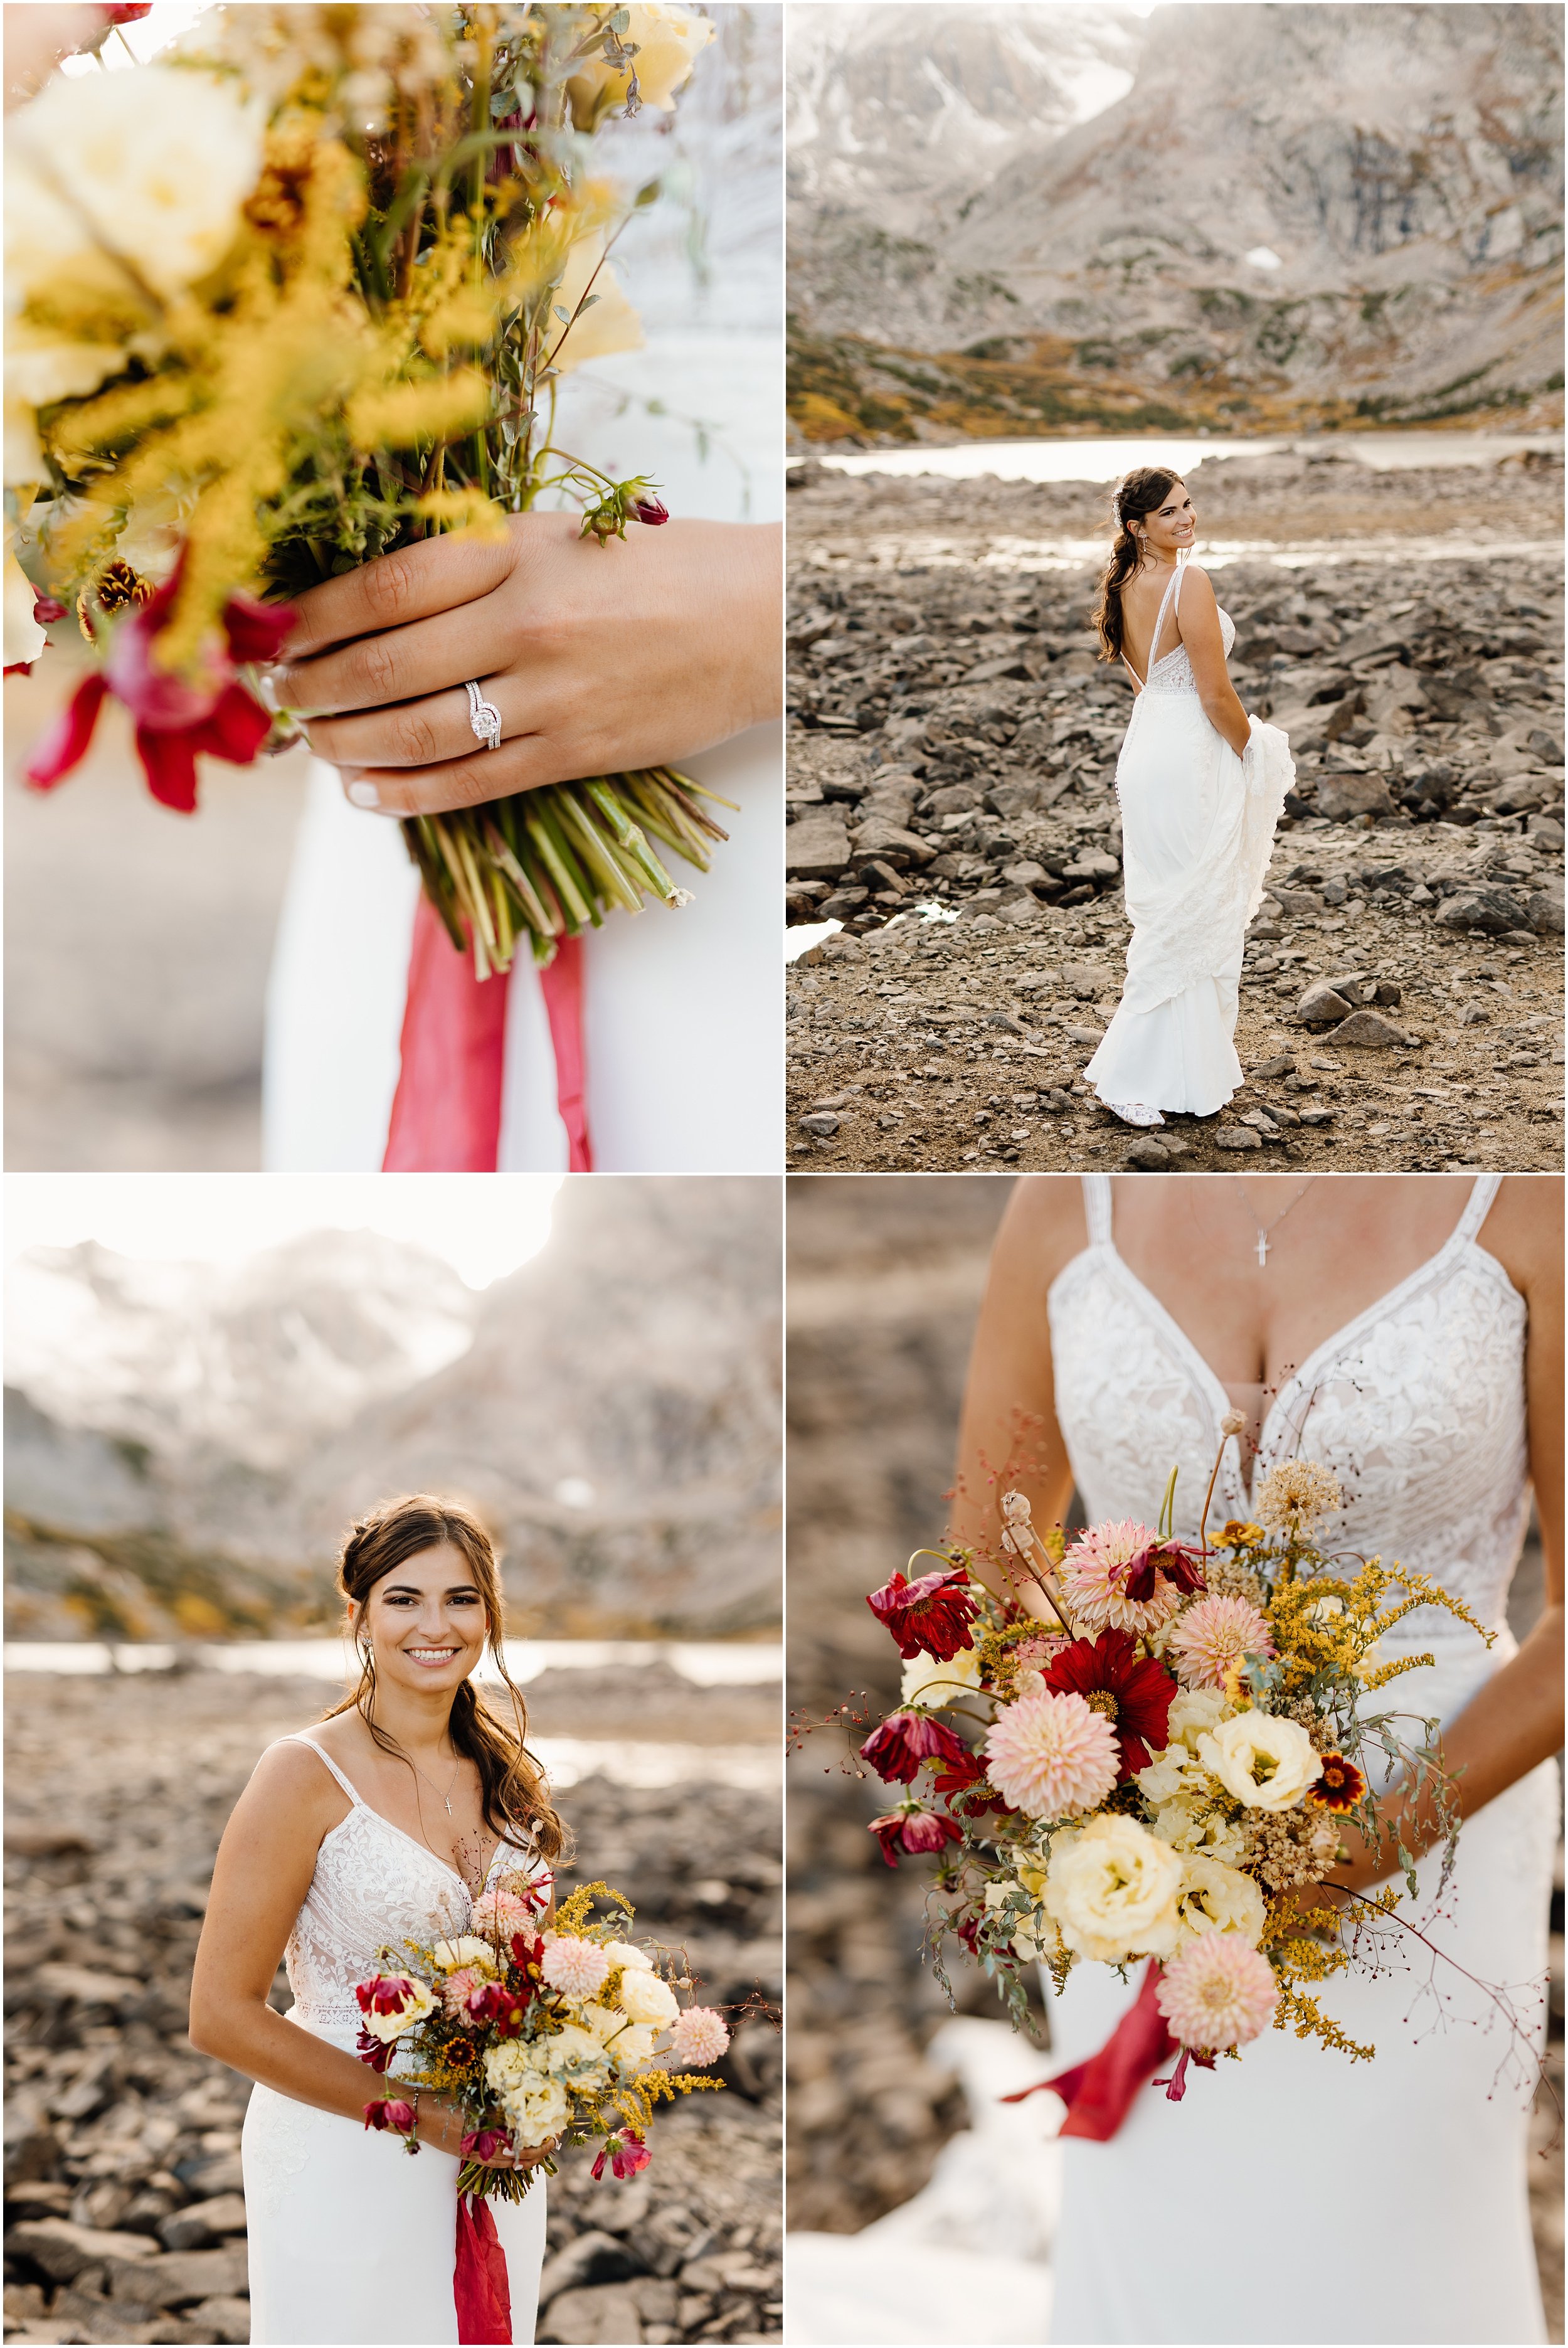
1232,1178 -> 1316,1270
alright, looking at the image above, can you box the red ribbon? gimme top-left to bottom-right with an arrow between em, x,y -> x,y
455,2191 -> 512,2345
1000,1958 -> 1177,2139
383,897 -> 591,1172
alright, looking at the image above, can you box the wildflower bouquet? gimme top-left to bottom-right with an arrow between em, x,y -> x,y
354,1872 -> 728,2334
857,1435 -> 1493,2110
8,3 -> 729,978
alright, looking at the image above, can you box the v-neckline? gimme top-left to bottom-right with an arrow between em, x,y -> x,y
1059,1180 -> 1505,1505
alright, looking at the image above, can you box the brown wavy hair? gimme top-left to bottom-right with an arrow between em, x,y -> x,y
1092,467 -> 1181,664
323,1494 -> 566,1864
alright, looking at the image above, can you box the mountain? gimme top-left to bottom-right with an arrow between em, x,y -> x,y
4,1181 -> 781,1642
788,2 -> 1565,438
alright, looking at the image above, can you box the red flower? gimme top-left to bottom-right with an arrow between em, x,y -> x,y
1041,1630 -> 1178,1779
24,565 -> 292,813
1123,1541 -> 1206,1605
461,2127 -> 514,2164
591,2129 -> 651,2181
465,1980 -> 533,2036
1310,1752 -> 1365,1812
356,1972 -> 421,2018
104,5 -> 154,20
364,2098 -> 418,2137
354,2026 -> 396,2073
866,1566 -> 980,1661
868,1805 -> 964,1867
859,1710 -> 970,1784
634,497 -> 669,526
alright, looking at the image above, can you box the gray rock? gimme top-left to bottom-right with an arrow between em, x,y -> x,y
1064,1024 -> 1105,1047
1527,889 -> 1566,935
539,2231 -> 644,2307
541,2280 -> 649,2344
1125,1139 -> 1172,1169
1488,775 -> 1547,814
156,2194 -> 246,2252
188,2298 -> 252,2345
1253,1054 -> 1295,1080
785,810 -> 851,879
1000,861 -> 1048,890
1436,888 -> 1531,934
1215,1126 -> 1263,1150
3,2219 -> 160,2285
1299,1107 -> 1335,1125
1271,887 -> 1322,914
1061,851 -> 1120,882
99,2246 -> 248,2307
1295,982 -> 1354,1024
1315,773 -> 1396,822
1060,962 -> 1115,997
1325,1009 -> 1412,1049
1525,729 -> 1564,764
850,816 -> 936,866
798,1113 -> 840,1137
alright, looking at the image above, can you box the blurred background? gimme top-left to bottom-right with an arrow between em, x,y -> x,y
4,0 -> 783,1174
4,1174 -> 782,2348
782,1174 -> 1563,2346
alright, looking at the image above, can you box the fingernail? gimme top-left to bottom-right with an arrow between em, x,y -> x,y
346,778 -> 383,810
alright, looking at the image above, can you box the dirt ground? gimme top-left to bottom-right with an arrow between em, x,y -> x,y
787,449 -> 1565,1173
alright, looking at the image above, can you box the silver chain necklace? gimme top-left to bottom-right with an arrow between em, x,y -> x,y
411,1748 -> 462,1817
1231,1177 -> 1317,1268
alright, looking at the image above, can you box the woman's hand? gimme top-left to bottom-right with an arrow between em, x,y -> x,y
273,513 -> 782,817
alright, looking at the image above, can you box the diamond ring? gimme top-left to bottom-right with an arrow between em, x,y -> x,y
465,678 -> 502,752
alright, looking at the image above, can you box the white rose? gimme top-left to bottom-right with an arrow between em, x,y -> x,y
900,1644 -> 983,1709
482,2039 -> 546,2097
580,2004 -> 657,2064
431,1935 -> 495,1972
605,1941 -> 654,1974
504,2074 -> 570,2149
1150,1795 -> 1248,1869
544,2022 -> 613,2086
1173,1854 -> 1267,1947
1198,1712 -> 1322,1812
617,1967 -> 680,2026
1042,1815 -> 1183,1966
1166,1686 -> 1232,1750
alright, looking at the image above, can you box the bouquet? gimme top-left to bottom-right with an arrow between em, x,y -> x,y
354,1871 -> 729,2337
6,3 -> 730,979
854,1428 -> 1497,2117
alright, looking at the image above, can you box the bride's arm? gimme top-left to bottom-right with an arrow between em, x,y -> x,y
188,1745 -> 538,2164
272,514 -> 783,819
950,1178 -> 1088,1600
1176,566 -> 1251,760
1326,1174 -> 1564,1894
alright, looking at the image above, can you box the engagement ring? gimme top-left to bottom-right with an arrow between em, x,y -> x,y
464,679 -> 502,752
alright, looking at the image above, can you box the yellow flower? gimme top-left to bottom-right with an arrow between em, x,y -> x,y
566,4 -> 714,125
4,528 -> 45,669
548,238 -> 644,375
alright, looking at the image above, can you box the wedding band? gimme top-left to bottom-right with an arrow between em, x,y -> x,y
465,678 -> 502,752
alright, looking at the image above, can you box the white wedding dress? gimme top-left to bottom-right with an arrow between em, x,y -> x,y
261,22 -> 783,1172
1085,555 -> 1293,1118
1041,1174 -> 1557,2345
241,1736 -> 552,2345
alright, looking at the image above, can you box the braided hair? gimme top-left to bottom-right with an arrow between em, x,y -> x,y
324,1493 -> 567,1863
1092,467 -> 1181,664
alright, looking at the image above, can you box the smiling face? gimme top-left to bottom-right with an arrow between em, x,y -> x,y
1133,479 -> 1197,562
357,1541 -> 490,1694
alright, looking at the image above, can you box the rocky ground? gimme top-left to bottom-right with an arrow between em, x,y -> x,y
786,449 -> 1565,1172
783,1175 -> 1564,2330
3,1669 -> 781,2348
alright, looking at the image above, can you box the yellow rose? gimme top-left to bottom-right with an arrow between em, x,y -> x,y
1197,1712 -> 1322,1812
1042,1815 -> 1183,1966
567,4 -> 714,125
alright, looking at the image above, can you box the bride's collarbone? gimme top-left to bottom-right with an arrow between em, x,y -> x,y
313,1719 -> 490,1876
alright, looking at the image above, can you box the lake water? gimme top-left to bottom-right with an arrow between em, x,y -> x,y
814,430 -> 1564,486
3,1636 -> 782,1685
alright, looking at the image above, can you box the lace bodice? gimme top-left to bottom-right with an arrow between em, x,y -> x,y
278,1736 -> 551,2030
1123,550 -> 1234,698
1048,1176 -> 1528,1669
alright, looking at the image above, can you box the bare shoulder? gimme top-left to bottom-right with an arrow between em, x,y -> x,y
1178,561 -> 1219,608
993,1177 -> 1089,1293
1480,1175 -> 1563,1298
242,1733 -> 352,1826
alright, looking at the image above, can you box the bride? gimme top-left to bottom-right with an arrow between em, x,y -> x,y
190,1497 -> 563,2345
1084,469 -> 1293,1130
953,1174 -> 1562,2345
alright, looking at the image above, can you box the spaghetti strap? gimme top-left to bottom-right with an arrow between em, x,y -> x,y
283,1733 -> 364,1808
1454,1174 -> 1502,1245
1081,1173 -> 1113,1246
1147,550 -> 1187,673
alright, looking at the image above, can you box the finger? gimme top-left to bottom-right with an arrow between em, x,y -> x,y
277,600 -> 517,719
306,672 -> 521,770
282,532 -> 518,661
336,730 -> 606,817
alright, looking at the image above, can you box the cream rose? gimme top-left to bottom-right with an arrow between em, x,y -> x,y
1166,1686 -> 1233,1750
1042,1815 -> 1183,1966
605,1940 -> 654,1974
568,4 -> 714,121
504,2073 -> 570,2149
483,2039 -> 547,2096
431,1935 -> 495,1972
900,1644 -> 983,1709
1173,1854 -> 1267,1947
543,2022 -> 613,2087
548,235 -> 644,375
617,1967 -> 680,2026
1198,1711 -> 1322,1812
1149,1794 -> 1248,1868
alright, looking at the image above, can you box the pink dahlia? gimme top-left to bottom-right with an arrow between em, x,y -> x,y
472,1887 -> 540,1939
442,1965 -> 489,2023
1167,1594 -> 1275,1692
668,2006 -> 731,2066
1060,1521 -> 1187,1637
1156,1934 -> 1278,2051
542,1935 -> 612,2000
983,1688 -> 1120,1820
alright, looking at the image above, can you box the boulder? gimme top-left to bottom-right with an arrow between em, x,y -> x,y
1436,889 -> 1531,935
1060,851 -> 1120,883
1325,1010 -> 1412,1049
157,2194 -> 248,2252
964,654 -> 1031,684
850,816 -> 935,866
1294,982 -> 1354,1025
3,2219 -> 160,2284
538,2280 -> 647,2345
1315,773 -> 1396,822
539,2231 -> 644,2307
1527,889 -> 1565,936
1488,776 -> 1546,814
188,2299 -> 252,2345
98,2246 -> 248,2307
785,810 -> 851,879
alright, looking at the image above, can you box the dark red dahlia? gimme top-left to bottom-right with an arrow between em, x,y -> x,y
1310,1752 -> 1365,1812
466,1981 -> 532,2036
1123,1541 -> 1206,1604
859,1709 -> 969,1784
867,1805 -> 964,1867
866,1566 -> 980,1660
1041,1629 -> 1178,1779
